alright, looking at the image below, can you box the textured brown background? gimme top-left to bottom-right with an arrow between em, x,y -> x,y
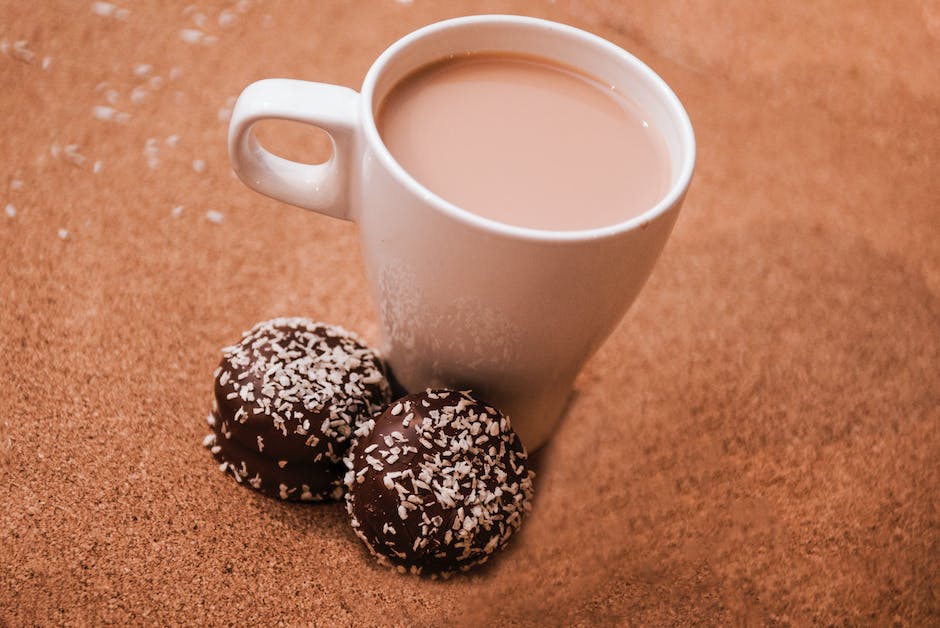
1,1 -> 938,625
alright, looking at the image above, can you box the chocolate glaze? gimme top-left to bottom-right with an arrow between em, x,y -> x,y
344,389 -> 535,576
204,317 -> 391,501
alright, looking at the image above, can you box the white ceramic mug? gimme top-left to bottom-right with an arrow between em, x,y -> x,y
228,15 -> 695,451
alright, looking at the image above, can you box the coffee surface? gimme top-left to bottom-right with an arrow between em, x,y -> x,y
377,52 -> 670,231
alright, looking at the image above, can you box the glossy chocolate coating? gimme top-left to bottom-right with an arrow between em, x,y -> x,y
205,317 -> 391,501
344,389 -> 534,576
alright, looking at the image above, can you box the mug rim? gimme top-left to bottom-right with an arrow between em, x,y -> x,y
360,14 -> 696,243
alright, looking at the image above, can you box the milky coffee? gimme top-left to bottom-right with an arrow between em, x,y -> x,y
377,52 -> 671,231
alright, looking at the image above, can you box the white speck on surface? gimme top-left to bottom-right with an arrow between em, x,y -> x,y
218,10 -> 236,26
10,179 -> 23,190
396,0 -> 413,4
205,210 -> 224,223
42,56 -> 52,70
202,34 -> 219,46
171,205 -> 184,217
192,159 -> 206,173
168,66 -> 182,80
92,2 -> 128,19
0,40 -> 8,55
105,89 -> 119,105
130,86 -> 148,104
193,12 -> 208,28
93,160 -> 103,174
12,40 -> 35,63
95,103 -> 117,118
165,134 -> 179,147
50,143 -> 61,158
182,3 -> 197,15
144,138 -> 160,169
179,28 -> 204,44
93,105 -> 130,123
217,96 -> 236,122
235,0 -> 251,13
5,204 -> 15,218
63,144 -> 87,167
148,76 -> 164,90
133,63 -> 152,77
58,228 -> 69,239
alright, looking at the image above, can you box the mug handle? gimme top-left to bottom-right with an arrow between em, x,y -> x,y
228,79 -> 360,221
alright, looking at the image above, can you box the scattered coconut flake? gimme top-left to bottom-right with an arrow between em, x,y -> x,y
93,161 -> 103,174
218,10 -> 236,27
182,4 -> 198,15
133,63 -> 152,77
50,143 -> 61,158
58,228 -> 69,239
92,104 -> 130,123
12,40 -> 35,64
93,105 -> 116,120
179,28 -> 204,44
105,89 -> 120,105
0,40 -> 8,55
5,204 -> 15,218
148,76 -> 163,90
63,144 -> 87,167
193,12 -> 208,28
144,138 -> 160,169
205,209 -> 224,223
92,1 -> 128,19
165,134 -> 179,147
94,81 -> 110,92
396,0 -> 413,4
171,205 -> 184,217
42,56 -> 52,70
168,66 -> 182,80
192,159 -> 206,173
217,95 -> 236,122
10,179 -> 23,190
130,86 -> 148,104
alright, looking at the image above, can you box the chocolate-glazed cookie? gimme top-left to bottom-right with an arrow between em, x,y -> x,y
344,389 -> 535,576
204,317 -> 391,501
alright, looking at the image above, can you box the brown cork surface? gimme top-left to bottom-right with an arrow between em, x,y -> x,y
1,1 -> 938,625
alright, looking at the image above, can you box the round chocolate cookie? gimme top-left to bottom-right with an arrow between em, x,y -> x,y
344,389 -> 535,577
204,317 -> 391,501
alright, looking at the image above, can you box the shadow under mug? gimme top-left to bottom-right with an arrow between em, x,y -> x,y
228,15 -> 695,451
